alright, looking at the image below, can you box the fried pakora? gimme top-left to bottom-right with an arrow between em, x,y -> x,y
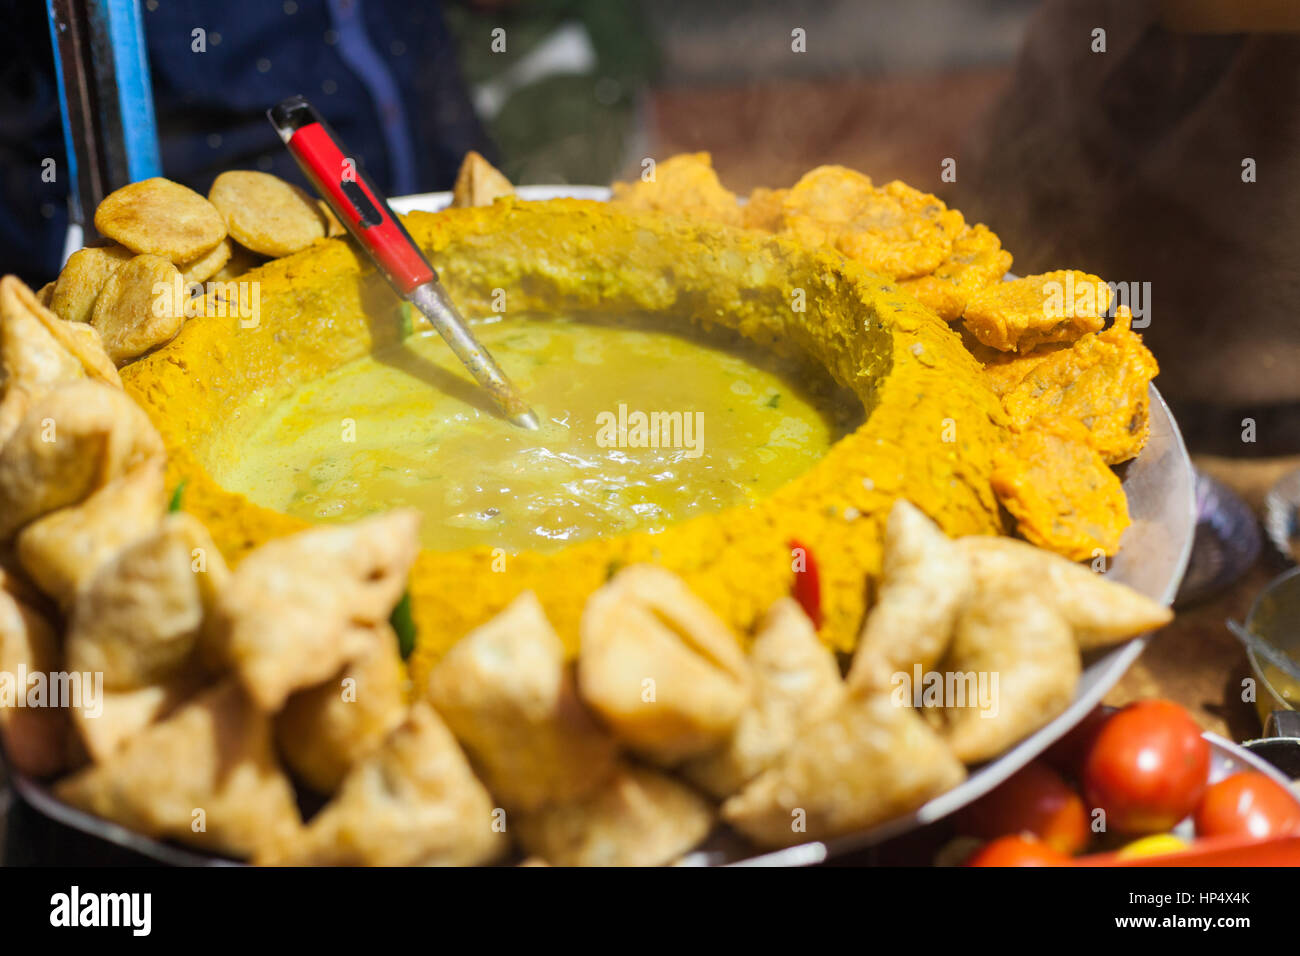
610,152 -> 742,226
784,169 -> 965,278
898,223 -> 1012,321
991,307 -> 1158,464
963,269 -> 1111,352
991,421 -> 1131,560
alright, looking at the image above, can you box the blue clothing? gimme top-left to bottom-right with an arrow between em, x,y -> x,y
3,0 -> 494,285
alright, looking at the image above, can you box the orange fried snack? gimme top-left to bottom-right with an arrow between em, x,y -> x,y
898,224 -> 1012,321
742,187 -> 788,232
991,422 -> 1130,560
963,269 -> 1110,352
783,169 -> 965,279
610,152 -> 741,226
983,307 -> 1157,465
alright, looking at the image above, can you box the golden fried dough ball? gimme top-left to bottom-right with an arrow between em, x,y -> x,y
94,177 -> 227,263
49,243 -> 134,323
208,170 -> 327,258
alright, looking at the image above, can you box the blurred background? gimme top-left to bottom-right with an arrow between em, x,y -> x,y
4,0 -> 1298,438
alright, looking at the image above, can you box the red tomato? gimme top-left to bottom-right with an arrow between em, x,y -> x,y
958,761 -> 1090,855
1043,706 -> 1110,779
1194,772 -> 1300,840
966,835 -> 1073,867
787,538 -> 823,629
1082,699 -> 1211,834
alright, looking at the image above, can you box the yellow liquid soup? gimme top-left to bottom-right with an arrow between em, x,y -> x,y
218,314 -> 856,552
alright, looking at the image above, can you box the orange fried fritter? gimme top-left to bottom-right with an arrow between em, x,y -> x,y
742,187 -> 788,232
984,307 -> 1158,465
610,152 -> 742,226
991,422 -> 1130,561
898,224 -> 1012,321
963,269 -> 1110,352
783,169 -> 964,279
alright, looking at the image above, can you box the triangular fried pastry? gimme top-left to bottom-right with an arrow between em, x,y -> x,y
0,380 -> 163,539
682,598 -> 843,798
55,682 -> 302,859
956,535 -> 1172,649
722,687 -> 965,847
1,275 -> 119,386
450,150 -> 515,208
428,591 -> 617,811
275,626 -> 407,794
579,565 -> 751,765
848,499 -> 973,690
208,510 -> 420,710
259,702 -> 504,866
64,513 -> 226,759
930,587 -> 1080,764
16,456 -> 166,608
516,762 -> 714,867
0,579 -> 67,777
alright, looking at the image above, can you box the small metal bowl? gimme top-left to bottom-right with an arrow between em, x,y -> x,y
1243,566 -> 1300,726
1264,468 -> 1300,565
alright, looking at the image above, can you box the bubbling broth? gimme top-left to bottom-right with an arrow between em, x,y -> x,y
216,313 -> 860,552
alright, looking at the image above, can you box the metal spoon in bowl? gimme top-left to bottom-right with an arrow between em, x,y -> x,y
268,95 -> 538,430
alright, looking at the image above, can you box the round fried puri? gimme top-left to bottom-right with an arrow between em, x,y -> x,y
208,171 -> 327,258
94,177 -> 227,263
179,237 -> 233,284
90,254 -> 187,366
50,243 -> 135,323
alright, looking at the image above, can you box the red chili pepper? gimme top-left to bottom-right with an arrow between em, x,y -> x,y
787,537 -> 823,629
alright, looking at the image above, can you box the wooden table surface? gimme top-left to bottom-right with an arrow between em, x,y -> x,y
649,75 -> 1297,743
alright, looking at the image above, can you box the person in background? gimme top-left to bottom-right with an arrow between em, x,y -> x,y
1,0 -> 496,288
955,0 -> 1300,453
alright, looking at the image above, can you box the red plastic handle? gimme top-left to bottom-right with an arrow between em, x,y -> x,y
284,121 -> 434,295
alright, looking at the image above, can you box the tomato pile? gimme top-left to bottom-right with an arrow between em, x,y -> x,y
957,699 -> 1300,866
